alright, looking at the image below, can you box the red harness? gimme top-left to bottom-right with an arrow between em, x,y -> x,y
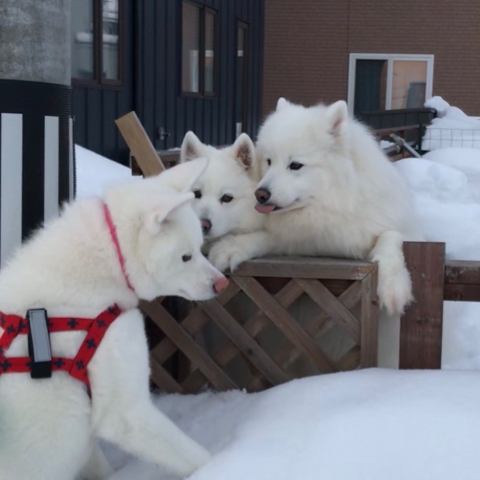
0,203 -> 134,388
0,306 -> 122,387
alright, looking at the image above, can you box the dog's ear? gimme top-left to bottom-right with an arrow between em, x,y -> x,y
157,157 -> 208,192
181,131 -> 207,162
326,100 -> 348,137
276,97 -> 291,111
144,192 -> 194,235
230,133 -> 256,169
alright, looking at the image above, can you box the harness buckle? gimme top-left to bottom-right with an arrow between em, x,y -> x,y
27,309 -> 52,379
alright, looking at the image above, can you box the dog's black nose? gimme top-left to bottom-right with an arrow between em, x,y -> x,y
255,188 -> 271,204
201,218 -> 212,233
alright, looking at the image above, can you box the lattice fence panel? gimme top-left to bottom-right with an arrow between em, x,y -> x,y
140,257 -> 379,393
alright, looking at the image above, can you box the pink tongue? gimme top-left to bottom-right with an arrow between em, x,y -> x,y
255,203 -> 276,214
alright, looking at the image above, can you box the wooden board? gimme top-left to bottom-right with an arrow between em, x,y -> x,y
115,111 -> 165,177
400,242 -> 445,369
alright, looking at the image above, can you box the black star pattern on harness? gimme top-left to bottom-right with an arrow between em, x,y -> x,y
54,358 -> 66,368
76,360 -> 85,370
0,316 -> 5,328
108,307 -> 116,315
67,318 -> 79,329
86,339 -> 97,349
6,325 -> 15,335
17,320 -> 26,333
0,346 -> 4,355
96,319 -> 106,328
0,359 -> 12,372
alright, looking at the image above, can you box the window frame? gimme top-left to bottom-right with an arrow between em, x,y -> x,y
347,53 -> 434,115
236,20 -> 250,136
181,0 -> 218,98
71,0 -> 124,87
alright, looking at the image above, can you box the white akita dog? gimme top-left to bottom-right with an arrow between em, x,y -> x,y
0,159 -> 228,480
209,98 -> 418,315
180,131 -> 264,249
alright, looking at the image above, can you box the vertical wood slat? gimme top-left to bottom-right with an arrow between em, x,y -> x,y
234,276 -> 337,373
400,242 -> 446,369
360,270 -> 379,368
140,299 -> 238,391
200,300 -> 289,385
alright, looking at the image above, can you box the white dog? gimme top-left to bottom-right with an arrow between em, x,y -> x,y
209,98 -> 418,315
180,131 -> 264,250
0,159 -> 227,480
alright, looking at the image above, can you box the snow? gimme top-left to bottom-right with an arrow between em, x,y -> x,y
102,370 -> 480,480
75,144 -> 137,199
74,119 -> 480,479
422,97 -> 480,150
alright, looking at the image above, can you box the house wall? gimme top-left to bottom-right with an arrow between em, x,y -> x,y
73,0 -> 265,166
263,0 -> 480,118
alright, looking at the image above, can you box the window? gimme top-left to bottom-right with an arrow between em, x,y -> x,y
182,1 -> 217,96
236,22 -> 249,137
71,0 -> 123,85
348,54 -> 434,117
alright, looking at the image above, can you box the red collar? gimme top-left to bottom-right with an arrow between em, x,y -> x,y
103,204 -> 135,292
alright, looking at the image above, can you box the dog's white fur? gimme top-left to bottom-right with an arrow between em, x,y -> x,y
209,99 -> 419,315
0,159 -> 225,480
180,132 -> 264,252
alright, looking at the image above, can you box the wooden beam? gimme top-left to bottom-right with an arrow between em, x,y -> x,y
232,256 -> 376,280
115,111 -> 165,177
400,242 -> 445,369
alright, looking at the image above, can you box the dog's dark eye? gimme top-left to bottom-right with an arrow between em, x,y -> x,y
289,162 -> 304,171
193,190 -> 202,199
266,158 -> 271,166
220,194 -> 233,203
182,254 -> 192,262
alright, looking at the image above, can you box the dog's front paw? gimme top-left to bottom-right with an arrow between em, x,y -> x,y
378,264 -> 414,316
208,239 -> 249,272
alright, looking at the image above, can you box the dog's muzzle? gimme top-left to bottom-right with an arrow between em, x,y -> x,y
201,218 -> 212,234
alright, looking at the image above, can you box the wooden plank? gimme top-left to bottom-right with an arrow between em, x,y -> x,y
295,279 -> 361,344
272,281 -> 363,373
232,256 -> 376,280
115,111 -> 165,177
234,276 -> 337,373
338,346 -> 361,371
444,260 -> 480,285
149,356 -> 185,394
200,300 -> 289,385
183,280 -> 304,389
400,242 -> 445,369
360,270 -> 379,368
149,282 -> 241,364
140,299 -> 237,391
444,284 -> 480,302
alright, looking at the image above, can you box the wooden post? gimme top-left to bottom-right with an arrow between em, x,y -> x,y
400,242 -> 446,369
115,111 -> 165,176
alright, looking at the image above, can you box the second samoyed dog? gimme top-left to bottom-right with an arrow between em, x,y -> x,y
180,131 -> 264,250
209,98 -> 418,315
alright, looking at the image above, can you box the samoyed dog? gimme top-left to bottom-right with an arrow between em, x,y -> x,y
180,131 -> 264,249
0,159 -> 227,480
209,98 -> 418,315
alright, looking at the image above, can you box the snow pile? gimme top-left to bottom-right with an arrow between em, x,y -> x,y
394,147 -> 480,369
422,97 -> 480,150
104,370 -> 480,480
75,145 -> 137,198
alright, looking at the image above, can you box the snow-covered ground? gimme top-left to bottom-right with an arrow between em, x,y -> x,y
74,101 -> 480,479
102,370 -> 480,480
